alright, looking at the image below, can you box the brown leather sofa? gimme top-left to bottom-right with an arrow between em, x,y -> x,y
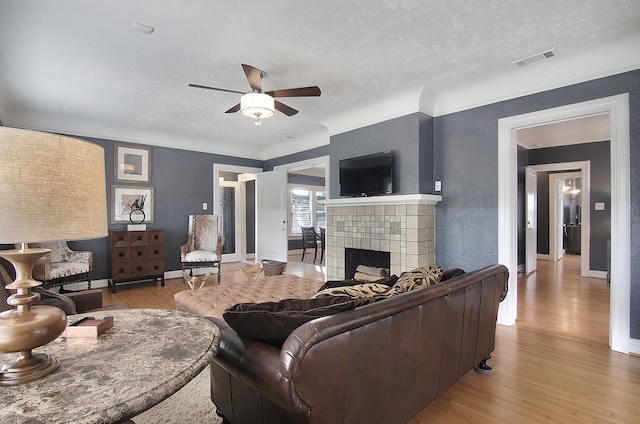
208,264 -> 509,424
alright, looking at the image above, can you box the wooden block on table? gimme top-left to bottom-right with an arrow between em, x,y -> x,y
66,316 -> 114,338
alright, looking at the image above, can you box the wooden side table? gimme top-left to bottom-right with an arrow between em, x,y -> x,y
0,309 -> 220,423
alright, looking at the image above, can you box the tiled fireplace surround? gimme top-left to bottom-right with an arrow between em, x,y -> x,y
324,194 -> 442,280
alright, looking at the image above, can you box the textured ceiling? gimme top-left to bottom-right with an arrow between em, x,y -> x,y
516,114 -> 611,150
0,1 -> 638,159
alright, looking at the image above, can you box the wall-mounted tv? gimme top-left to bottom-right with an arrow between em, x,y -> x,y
339,151 -> 393,197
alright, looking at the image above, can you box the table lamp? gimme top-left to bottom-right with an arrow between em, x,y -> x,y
0,127 -> 108,385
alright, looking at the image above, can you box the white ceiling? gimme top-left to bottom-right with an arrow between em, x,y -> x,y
0,1 -> 638,160
516,113 -> 611,150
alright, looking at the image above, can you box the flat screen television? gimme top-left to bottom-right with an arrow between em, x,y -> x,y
339,151 -> 393,197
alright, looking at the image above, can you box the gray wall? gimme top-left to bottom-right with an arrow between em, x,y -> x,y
433,69 -> 639,338
69,137 -> 263,278
288,174 -> 325,187
536,172 -> 552,255
517,145 -> 529,266
528,141 -> 611,270
329,112 -> 433,198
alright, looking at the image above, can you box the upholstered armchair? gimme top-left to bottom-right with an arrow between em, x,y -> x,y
180,215 -> 222,277
0,256 -> 130,314
27,241 -> 93,291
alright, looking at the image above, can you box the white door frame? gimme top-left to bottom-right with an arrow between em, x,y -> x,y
549,171 -> 583,262
218,180 -> 244,262
498,93 -> 630,354
213,164 -> 263,263
527,164 -> 590,274
273,155 -> 330,196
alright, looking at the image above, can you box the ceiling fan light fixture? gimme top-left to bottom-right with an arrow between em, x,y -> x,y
241,93 -> 274,124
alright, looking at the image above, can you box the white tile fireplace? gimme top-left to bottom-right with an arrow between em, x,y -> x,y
323,194 -> 442,280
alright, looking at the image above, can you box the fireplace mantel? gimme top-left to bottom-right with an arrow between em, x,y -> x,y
323,194 -> 441,207
323,194 -> 441,280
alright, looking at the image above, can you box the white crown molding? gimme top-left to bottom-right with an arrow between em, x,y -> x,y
323,88 -> 422,137
262,127 -> 330,160
431,34 -> 640,117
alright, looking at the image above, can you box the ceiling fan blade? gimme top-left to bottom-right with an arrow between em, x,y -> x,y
189,84 -> 244,95
242,64 -> 263,93
266,86 -> 321,98
274,100 -> 299,116
225,103 -> 241,113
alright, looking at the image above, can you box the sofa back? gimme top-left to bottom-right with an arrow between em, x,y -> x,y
211,264 -> 508,424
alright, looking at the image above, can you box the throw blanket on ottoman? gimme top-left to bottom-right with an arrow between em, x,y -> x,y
174,274 -> 323,318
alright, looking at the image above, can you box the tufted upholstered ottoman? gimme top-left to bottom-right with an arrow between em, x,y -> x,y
174,274 -> 324,318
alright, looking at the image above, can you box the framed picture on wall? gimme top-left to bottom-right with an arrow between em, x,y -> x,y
114,144 -> 152,183
111,185 -> 154,224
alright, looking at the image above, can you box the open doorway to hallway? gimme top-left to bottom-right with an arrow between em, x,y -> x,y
498,93 -> 630,353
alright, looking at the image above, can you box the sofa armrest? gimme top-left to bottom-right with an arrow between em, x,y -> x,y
66,290 -> 103,313
180,243 -> 190,260
209,317 -> 310,414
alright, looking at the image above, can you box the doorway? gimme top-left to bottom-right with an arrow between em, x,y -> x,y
213,164 -> 262,263
498,93 -> 631,354
525,162 -> 591,277
272,155 -> 330,259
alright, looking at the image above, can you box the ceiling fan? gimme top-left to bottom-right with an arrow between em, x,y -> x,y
189,64 -> 321,125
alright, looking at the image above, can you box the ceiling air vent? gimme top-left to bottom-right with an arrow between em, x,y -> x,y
513,48 -> 558,68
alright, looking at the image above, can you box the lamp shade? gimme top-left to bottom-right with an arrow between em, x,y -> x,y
0,127 -> 108,243
240,93 -> 275,119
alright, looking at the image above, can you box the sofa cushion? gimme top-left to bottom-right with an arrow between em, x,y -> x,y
312,282 -> 394,305
392,265 -> 443,293
223,296 -> 355,347
442,268 -> 466,281
184,250 -> 219,262
316,275 -> 398,293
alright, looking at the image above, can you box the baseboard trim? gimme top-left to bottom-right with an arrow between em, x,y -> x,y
629,338 -> 640,356
586,270 -> 608,279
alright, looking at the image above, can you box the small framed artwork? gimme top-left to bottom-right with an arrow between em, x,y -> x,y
111,185 -> 154,224
114,144 -> 152,183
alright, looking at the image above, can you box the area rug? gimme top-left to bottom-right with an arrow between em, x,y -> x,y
134,366 -> 222,424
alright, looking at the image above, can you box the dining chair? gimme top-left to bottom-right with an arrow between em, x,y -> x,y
300,226 -> 320,263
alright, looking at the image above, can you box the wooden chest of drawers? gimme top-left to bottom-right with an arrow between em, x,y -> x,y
109,230 -> 165,293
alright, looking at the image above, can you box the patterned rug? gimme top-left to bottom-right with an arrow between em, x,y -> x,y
134,365 -> 222,424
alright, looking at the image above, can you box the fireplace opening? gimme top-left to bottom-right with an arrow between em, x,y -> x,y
345,248 -> 391,280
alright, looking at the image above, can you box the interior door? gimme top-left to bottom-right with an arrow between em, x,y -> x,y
525,167 -> 537,274
256,170 -> 288,262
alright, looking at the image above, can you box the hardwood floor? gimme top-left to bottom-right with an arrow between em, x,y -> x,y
101,255 -> 640,423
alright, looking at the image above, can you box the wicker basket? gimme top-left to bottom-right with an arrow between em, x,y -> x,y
261,260 -> 287,276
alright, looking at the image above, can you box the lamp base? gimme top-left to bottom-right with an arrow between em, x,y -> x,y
0,248 -> 67,385
0,351 -> 60,385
